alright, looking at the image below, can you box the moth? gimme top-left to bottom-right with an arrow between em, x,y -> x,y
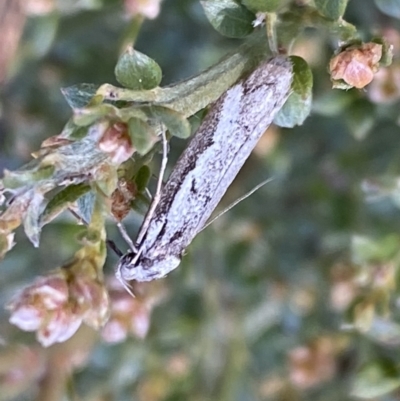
116,56 -> 293,283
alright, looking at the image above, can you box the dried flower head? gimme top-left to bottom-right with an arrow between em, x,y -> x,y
111,178 -> 137,221
7,218 -> 109,347
7,268 -> 109,347
330,42 -> 383,89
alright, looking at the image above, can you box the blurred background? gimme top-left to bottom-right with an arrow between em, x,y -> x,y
2,0 -> 400,400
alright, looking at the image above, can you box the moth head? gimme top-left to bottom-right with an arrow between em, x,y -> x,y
115,252 -> 137,296
116,251 -> 181,284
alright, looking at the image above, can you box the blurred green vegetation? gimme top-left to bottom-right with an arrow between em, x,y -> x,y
2,0 -> 400,400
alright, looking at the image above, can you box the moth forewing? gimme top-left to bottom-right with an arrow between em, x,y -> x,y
117,56 -> 293,282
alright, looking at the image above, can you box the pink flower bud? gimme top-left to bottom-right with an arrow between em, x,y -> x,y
330,43 -> 383,89
98,122 -> 134,164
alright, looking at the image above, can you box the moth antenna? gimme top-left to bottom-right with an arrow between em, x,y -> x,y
115,266 -> 136,298
200,177 -> 275,233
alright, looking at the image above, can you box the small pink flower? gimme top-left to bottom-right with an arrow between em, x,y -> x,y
98,122 -> 134,164
130,304 -> 150,339
37,309 -> 82,347
9,305 -> 42,331
8,269 -> 109,347
101,319 -> 127,343
30,276 -> 69,309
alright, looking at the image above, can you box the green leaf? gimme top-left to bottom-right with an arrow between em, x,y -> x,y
141,105 -> 191,139
23,192 -> 46,247
351,360 -> 400,399
375,0 -> 400,18
314,0 -> 349,20
61,83 -> 99,109
2,165 -> 55,189
40,183 -> 91,225
201,0 -> 255,38
135,165 -> 152,192
115,46 -> 162,90
73,104 -> 120,126
76,191 -> 97,224
242,0 -> 281,12
274,56 -> 312,128
127,118 -> 158,155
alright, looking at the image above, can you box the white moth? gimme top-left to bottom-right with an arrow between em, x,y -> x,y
116,56 -> 293,282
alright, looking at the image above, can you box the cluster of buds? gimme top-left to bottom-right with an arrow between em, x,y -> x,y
101,277 -> 167,343
7,261 -> 109,347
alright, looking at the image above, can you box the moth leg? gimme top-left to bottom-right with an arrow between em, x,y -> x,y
135,129 -> 169,246
106,239 -> 123,257
117,221 -> 139,253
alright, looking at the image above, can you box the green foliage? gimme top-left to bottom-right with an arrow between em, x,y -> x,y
242,0 -> 282,13
314,0 -> 349,20
274,56 -> 313,128
351,360 -> 400,398
115,46 -> 162,90
201,0 -> 255,38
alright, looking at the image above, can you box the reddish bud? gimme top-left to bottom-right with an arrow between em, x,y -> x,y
330,43 -> 383,89
111,178 -> 137,221
98,122 -> 134,164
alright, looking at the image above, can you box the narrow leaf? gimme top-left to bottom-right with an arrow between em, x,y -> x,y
40,183 -> 91,225
2,165 -> 55,190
